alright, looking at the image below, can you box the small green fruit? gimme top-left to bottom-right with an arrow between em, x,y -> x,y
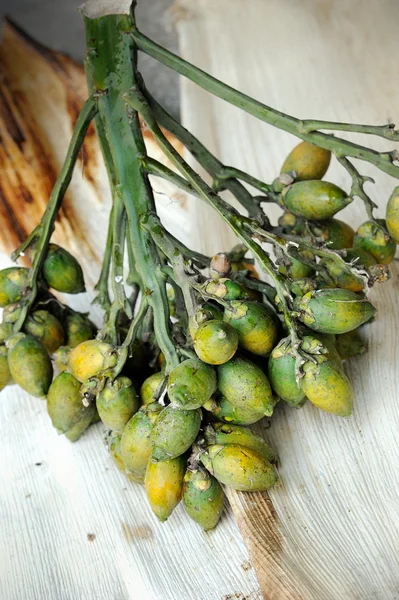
65,313 -> 96,348
294,289 -> 376,334
47,372 -> 95,440
283,180 -> 351,220
224,301 -> 278,356
313,219 -> 355,250
353,219 -> 396,265
301,357 -> 353,417
151,406 -> 202,461
386,186 -> 399,244
0,346 -> 11,392
145,455 -> 186,521
208,395 -> 266,425
335,329 -> 366,360
121,403 -> 163,476
280,141 -> 331,181
0,267 -> 28,307
183,469 -> 224,530
96,376 -> 140,432
24,310 -> 65,353
167,358 -> 217,409
194,320 -> 238,365
200,444 -> 278,491
204,422 -> 277,464
279,251 -> 315,279
268,338 -> 305,407
43,243 -> 85,293
68,339 -> 117,382
217,356 -> 275,416
140,371 -> 165,405
7,334 -> 53,398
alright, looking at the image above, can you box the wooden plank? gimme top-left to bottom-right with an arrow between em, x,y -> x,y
0,22 -> 262,600
176,0 -> 399,598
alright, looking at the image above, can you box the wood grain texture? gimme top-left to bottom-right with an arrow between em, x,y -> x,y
0,21 -> 262,600
176,0 -> 399,598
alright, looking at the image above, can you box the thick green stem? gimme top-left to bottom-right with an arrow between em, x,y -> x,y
13,97 -> 97,332
84,12 -> 179,370
133,30 -> 399,179
217,165 -> 278,201
93,202 -> 113,312
124,86 -> 297,337
337,156 -> 377,219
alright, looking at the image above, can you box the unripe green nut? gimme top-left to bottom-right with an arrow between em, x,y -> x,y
319,248 -> 376,293
0,345 -> 11,391
200,444 -> 278,491
183,469 -> 224,530
0,322 -> 13,344
24,310 -> 65,353
145,454 -> 186,521
167,358 -> 217,409
301,358 -> 353,417
53,346 -> 70,373
335,329 -> 366,360
151,406 -> 202,461
208,395 -> 266,425
96,376 -> 140,432
204,422 -> 277,464
194,320 -> 238,365
47,372 -> 95,440
140,371 -> 165,405
0,267 -> 29,307
121,403 -> 163,475
353,219 -> 396,265
294,288 -> 376,334
268,339 -> 306,407
283,180 -> 351,220
313,219 -> 355,250
7,334 -> 53,398
386,186 -> 399,244
279,251 -> 315,279
217,356 -> 275,416
280,141 -> 331,181
204,278 -> 247,301
109,434 -> 145,483
68,339 -> 117,382
278,210 -> 298,230
43,243 -> 85,293
65,313 -> 95,348
224,301 -> 278,356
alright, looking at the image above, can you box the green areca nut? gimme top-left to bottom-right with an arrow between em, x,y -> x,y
282,180 -> 351,220
96,376 -> 140,432
200,444 -> 278,491
217,356 -> 275,416
47,372 -> 95,441
7,334 -> 53,398
0,267 -> 29,307
167,358 -> 217,409
280,141 -> 331,181
24,310 -> 65,354
294,289 -> 376,334
194,320 -> 238,365
224,301 -> 278,356
120,403 -> 163,476
182,469 -> 224,530
204,422 -> 277,464
43,243 -> 85,293
151,406 -> 202,461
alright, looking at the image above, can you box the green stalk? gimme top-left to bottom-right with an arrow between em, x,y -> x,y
142,89 -> 259,217
124,86 -> 297,339
133,30 -> 399,179
84,11 -> 179,370
13,97 -> 97,332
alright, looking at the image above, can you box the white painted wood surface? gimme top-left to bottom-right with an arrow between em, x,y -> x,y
177,0 -> 399,598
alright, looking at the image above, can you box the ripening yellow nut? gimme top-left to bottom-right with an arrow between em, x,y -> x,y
145,455 -> 186,521
386,186 -> 399,244
301,358 -> 353,417
67,339 -> 117,382
194,320 -> 238,365
280,141 -> 331,181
